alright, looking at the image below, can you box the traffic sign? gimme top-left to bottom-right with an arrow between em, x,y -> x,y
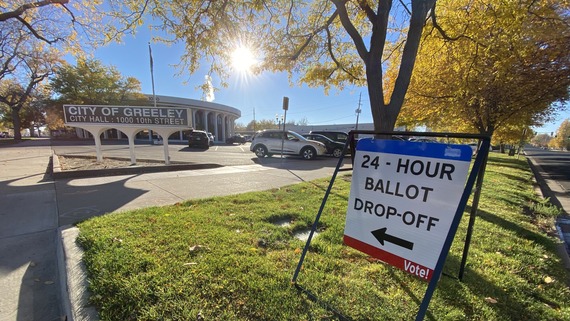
344,138 -> 473,281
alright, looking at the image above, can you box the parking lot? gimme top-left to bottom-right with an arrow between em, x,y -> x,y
50,140 -> 348,168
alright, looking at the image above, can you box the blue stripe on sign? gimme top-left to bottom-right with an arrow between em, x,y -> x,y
356,138 -> 473,161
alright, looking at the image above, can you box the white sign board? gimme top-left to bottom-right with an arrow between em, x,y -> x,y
63,105 -> 191,127
344,139 -> 472,281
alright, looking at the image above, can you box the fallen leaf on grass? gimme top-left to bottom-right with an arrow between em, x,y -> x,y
485,297 -> 498,304
189,245 -> 209,252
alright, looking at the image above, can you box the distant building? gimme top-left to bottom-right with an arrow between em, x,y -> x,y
286,123 -> 377,134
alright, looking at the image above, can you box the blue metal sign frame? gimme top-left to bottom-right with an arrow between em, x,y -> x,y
291,130 -> 491,321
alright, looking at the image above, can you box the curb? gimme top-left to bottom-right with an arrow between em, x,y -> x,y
525,154 -> 570,270
58,226 -> 99,321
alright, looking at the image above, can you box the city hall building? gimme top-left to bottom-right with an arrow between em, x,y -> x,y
72,95 -> 241,143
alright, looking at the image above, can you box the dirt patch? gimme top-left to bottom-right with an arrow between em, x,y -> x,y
57,155 -> 165,171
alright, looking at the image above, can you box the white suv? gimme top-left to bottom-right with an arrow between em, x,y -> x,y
250,130 -> 327,160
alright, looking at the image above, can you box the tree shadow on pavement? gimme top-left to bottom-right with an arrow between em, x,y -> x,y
55,175 -> 149,226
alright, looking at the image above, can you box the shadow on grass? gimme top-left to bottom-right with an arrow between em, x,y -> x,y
486,157 -> 529,171
476,208 -> 552,247
294,283 -> 353,321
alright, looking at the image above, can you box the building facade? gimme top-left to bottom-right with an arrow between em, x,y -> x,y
73,95 -> 241,143
148,95 -> 241,143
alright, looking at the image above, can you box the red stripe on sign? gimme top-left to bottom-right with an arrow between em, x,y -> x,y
343,235 -> 433,281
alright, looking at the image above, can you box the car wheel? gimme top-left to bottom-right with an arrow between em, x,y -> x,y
301,147 -> 317,160
332,147 -> 343,158
254,145 -> 268,158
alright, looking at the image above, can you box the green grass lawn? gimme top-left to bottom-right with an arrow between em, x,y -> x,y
78,152 -> 570,321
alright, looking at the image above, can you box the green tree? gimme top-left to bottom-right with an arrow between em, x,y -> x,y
50,59 -> 143,105
396,0 -> 570,138
48,59 -> 144,129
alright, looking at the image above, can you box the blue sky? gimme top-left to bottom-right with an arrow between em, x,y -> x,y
92,28 -> 370,129
91,27 -> 568,134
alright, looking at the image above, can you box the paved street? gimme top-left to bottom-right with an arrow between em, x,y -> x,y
524,146 -> 570,260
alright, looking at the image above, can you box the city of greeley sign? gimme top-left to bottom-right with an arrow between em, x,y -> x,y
64,105 -> 189,126
63,104 -> 192,164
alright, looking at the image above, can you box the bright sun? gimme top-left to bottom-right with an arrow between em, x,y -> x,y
231,47 -> 256,73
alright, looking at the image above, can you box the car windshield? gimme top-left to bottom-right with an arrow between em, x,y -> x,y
287,131 -> 306,141
311,135 -> 331,142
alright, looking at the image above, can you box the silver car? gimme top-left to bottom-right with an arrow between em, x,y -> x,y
250,129 -> 327,160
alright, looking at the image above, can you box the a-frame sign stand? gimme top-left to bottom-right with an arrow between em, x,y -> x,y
292,130 -> 491,321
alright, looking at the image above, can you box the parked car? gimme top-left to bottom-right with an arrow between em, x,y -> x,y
309,130 -> 349,143
207,132 -> 215,146
226,134 -> 246,144
302,133 -> 346,158
188,130 -> 210,149
250,129 -> 327,160
408,137 -> 438,143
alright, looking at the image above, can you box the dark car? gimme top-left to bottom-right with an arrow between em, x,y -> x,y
188,130 -> 210,149
309,130 -> 349,143
226,134 -> 246,144
302,133 -> 346,158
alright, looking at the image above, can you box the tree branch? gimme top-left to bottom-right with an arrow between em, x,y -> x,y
357,0 -> 377,21
0,0 -> 69,22
290,9 -> 339,61
332,0 -> 369,62
429,1 -> 485,46
325,26 -> 360,80
16,17 -> 62,44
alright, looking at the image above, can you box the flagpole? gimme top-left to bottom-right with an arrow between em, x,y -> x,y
148,42 -> 157,109
148,42 -> 171,165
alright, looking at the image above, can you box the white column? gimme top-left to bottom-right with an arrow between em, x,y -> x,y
214,112 -> 219,142
221,115 -> 226,140
204,111 -> 210,132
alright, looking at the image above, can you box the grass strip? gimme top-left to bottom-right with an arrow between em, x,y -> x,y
78,152 -> 570,320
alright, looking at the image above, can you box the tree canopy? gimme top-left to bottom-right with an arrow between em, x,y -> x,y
95,0 -> 436,132
549,119 -> 570,150
396,0 -> 570,139
47,58 -> 144,129
1,0 -> 150,138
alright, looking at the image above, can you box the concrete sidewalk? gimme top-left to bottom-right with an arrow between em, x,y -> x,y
1,139 -> 350,321
0,139 -> 61,321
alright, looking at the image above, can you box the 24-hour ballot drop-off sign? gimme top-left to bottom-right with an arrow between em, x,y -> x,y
344,139 -> 472,281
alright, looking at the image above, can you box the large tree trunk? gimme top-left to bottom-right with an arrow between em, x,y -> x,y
368,0 -> 436,133
11,107 -> 21,141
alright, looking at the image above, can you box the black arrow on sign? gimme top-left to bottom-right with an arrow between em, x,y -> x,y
371,228 -> 414,250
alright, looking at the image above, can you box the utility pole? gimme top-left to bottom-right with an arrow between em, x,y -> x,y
355,93 -> 362,131
253,107 -> 256,132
